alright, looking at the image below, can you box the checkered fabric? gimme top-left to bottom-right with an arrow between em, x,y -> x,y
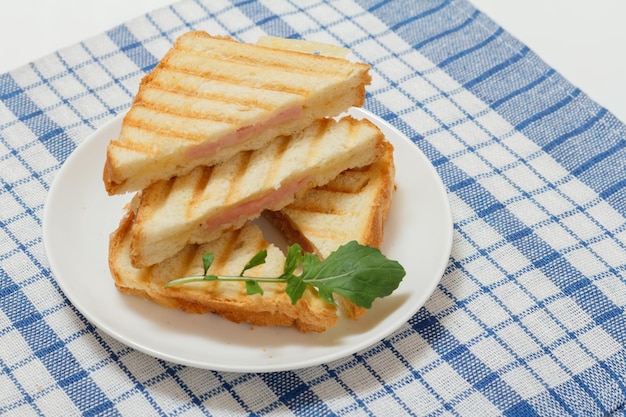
2,0 -> 625,415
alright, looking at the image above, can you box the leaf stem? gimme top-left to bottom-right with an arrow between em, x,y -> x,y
165,275 -> 286,288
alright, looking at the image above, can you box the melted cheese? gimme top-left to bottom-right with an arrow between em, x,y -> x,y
256,36 -> 349,58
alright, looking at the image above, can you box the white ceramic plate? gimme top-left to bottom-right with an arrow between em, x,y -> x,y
43,108 -> 453,372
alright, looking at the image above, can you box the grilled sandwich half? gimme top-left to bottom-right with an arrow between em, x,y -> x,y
109,212 -> 338,333
264,140 -> 396,320
103,31 -> 371,194
129,116 -> 385,268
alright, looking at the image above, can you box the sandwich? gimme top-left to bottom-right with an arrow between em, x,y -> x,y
264,140 -> 396,320
106,32 -> 401,333
109,211 -> 338,333
129,116 -> 385,268
103,31 -> 371,195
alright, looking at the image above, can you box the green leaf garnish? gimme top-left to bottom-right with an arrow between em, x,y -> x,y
245,279 -> 264,296
202,253 -> 214,275
282,244 -> 303,277
164,274 -> 217,287
164,241 -> 406,308
241,249 -> 267,275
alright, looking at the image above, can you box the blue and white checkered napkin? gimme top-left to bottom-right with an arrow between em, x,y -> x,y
2,0 -> 625,415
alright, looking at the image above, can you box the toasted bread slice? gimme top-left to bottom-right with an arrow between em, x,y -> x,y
264,140 -> 395,319
109,210 -> 338,333
130,116 -> 385,268
104,31 -> 371,194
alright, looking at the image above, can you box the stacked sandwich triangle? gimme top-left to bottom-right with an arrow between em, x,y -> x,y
106,31 -> 396,333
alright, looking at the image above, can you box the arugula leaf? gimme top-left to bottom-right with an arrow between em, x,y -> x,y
202,253 -> 214,275
165,241 -> 406,308
241,249 -> 267,275
245,280 -> 264,296
282,244 -> 303,277
298,241 -> 405,308
284,275 -> 308,305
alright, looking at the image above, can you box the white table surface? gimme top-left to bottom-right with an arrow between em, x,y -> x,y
1,0 -> 625,123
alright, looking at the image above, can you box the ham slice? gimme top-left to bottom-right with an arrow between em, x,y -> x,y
197,176 -> 312,239
186,106 -> 303,161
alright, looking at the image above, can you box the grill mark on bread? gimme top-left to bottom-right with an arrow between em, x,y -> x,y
302,119 -> 329,165
137,89 -> 272,122
210,227 -> 244,273
280,186 -> 365,215
161,56 -> 312,97
319,170 -> 371,194
288,202 -> 341,216
124,77 -> 299,144
143,177 -> 175,213
122,116 -> 210,144
173,40 -> 358,80
192,166 -> 214,206
176,245 -> 200,278
107,135 -> 162,155
262,135 -> 291,188
146,75 -> 279,111
187,245 -> 202,272
226,151 -> 253,205
123,100 -> 293,145
125,103 -> 240,137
